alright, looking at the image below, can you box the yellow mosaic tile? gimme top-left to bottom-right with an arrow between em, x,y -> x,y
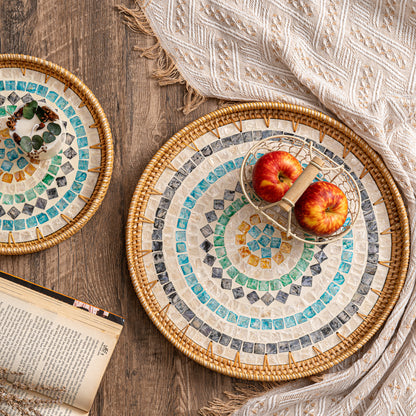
280,242 -> 292,254
238,246 -> 251,258
273,251 -> 285,265
235,234 -> 246,245
2,173 -> 12,183
260,258 -> 271,269
238,221 -> 251,233
248,254 -> 260,266
250,214 -> 261,225
0,128 -> 10,138
14,171 -> 25,182
24,164 -> 36,176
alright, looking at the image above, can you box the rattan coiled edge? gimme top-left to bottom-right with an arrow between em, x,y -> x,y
126,101 -> 410,381
0,54 -> 113,255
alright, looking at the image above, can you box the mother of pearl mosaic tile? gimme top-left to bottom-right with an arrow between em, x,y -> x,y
139,119 -> 393,367
0,67 -> 101,243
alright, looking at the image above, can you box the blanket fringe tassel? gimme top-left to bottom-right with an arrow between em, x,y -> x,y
198,382 -> 279,416
117,3 -> 207,114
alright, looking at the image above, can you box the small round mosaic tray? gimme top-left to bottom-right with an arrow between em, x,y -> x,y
126,102 -> 409,380
0,54 -> 112,255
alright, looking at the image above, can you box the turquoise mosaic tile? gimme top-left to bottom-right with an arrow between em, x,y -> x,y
184,196 -> 196,209
197,291 -> 210,303
207,298 -> 220,311
5,81 -> 16,90
227,311 -> 238,323
327,282 -> 340,296
26,217 -> 38,228
273,319 -> 284,330
75,171 -> 87,182
320,291 -> 333,304
77,137 -> 88,148
206,172 -> 218,184
2,220 -> 13,231
295,313 -> 307,324
192,283 -> 203,294
339,262 -> 351,273
250,318 -> 260,329
334,272 -> 345,285
261,247 -> 271,258
14,219 -> 25,231
1,160 -> 12,172
7,149 -> 18,161
177,254 -> 189,265
37,213 -> 48,224
176,231 -> 186,241
0,81 -> 4,90
46,91 -> 58,102
237,316 -> 250,328
64,190 -> 76,202
177,218 -> 188,229
56,198 -> 69,211
26,82 -> 37,92
17,81 -> 26,91
261,319 -> 272,330
270,237 -> 281,248
214,165 -> 226,178
78,160 -> 88,170
341,251 -> 353,262
56,97 -> 68,109
303,306 -> 316,318
63,106 -> 76,118
223,160 -> 235,172
78,149 -> 89,159
312,300 -> 325,313
284,316 -> 296,328
185,274 -> 198,286
180,263 -> 193,275
71,181 -> 83,194
17,157 -> 29,169
216,305 -> 228,318
36,84 -> 48,96
176,242 -> 186,252
75,126 -> 86,137
4,139 -> 14,149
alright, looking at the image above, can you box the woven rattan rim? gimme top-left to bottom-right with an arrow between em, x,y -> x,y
0,54 -> 113,255
126,102 -> 410,381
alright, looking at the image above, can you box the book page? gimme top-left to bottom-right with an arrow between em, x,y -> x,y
0,277 -> 123,412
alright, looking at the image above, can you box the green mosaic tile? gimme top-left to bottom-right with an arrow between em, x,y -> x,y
297,258 -> 309,272
258,281 -> 269,291
280,274 -> 292,287
303,249 -> 314,261
25,189 -> 37,201
232,198 -> 245,210
214,224 -> 226,236
42,174 -> 55,185
218,214 -> 230,226
236,273 -> 248,286
3,194 -> 13,204
215,247 -> 227,258
247,278 -> 258,290
270,279 -> 282,291
219,257 -> 232,268
213,236 -> 224,246
35,183 -> 47,195
0,107 -> 6,117
48,164 -> 59,175
224,204 -> 237,216
289,268 -> 302,280
51,155 -> 62,165
226,266 -> 239,278
14,194 -> 25,203
6,105 -> 16,114
241,195 -> 248,204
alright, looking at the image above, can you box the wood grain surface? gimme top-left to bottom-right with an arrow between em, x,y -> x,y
0,1 -> 247,414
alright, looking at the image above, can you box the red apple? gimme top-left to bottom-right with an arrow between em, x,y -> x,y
252,151 -> 302,203
294,181 -> 348,236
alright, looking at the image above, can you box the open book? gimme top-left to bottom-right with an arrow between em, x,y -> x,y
0,270 -> 124,415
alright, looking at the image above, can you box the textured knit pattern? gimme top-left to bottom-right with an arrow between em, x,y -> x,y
141,1 -> 416,415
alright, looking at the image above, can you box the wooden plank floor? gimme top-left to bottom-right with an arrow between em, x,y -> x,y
0,1 -> 244,414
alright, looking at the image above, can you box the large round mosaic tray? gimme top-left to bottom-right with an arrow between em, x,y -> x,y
126,102 -> 409,380
0,54 -> 112,255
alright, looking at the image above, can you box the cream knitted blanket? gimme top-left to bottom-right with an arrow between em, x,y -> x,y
120,1 -> 416,415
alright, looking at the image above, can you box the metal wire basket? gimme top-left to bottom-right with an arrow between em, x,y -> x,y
240,135 -> 361,244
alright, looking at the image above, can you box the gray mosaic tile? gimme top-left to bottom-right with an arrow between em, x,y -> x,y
337,311 -> 350,324
310,264 -> 322,275
232,287 -> 244,299
321,325 -> 333,337
175,169 -> 188,181
63,147 -> 77,159
0,95 -> 5,105
224,190 -> 235,201
0,206 -> 5,217
168,177 -> 181,189
21,93 -> 33,103
203,254 -> 216,266
214,199 -> 224,210
278,341 -> 289,353
201,145 -> 213,156
205,210 -> 218,222
368,243 -> 379,255
56,176 -> 67,187
365,263 -> 377,275
352,293 -> 365,306
7,92 -> 19,104
361,199 -> 372,212
154,219 -> 164,229
200,224 -> 213,237
152,241 -> 162,251
266,343 -> 277,354
254,343 -> 265,354
61,161 -> 74,174
230,339 -> 242,351
191,317 -> 203,329
152,229 -> 162,240
167,293 -> 179,305
219,334 -> 231,346
154,262 -> 166,273
199,323 -> 212,337
22,204 -> 34,216
65,133 -> 75,145
261,293 -> 274,306
7,207 -> 20,219
163,187 -> 175,199
212,267 -> 223,278
366,221 -> 377,233
47,188 -> 58,199
200,240 -> 213,252
242,342 -> 254,353
153,252 -> 163,262
159,198 -> 171,210
175,299 -> 188,314
163,282 -> 175,295
235,181 -> 243,193
211,141 -> 224,152
345,302 -> 359,316
183,309 -> 195,321
299,335 -> 312,348
368,233 -> 378,243
302,276 -> 313,286
183,160 -> 197,173
209,330 -> 221,342
357,283 -> 370,295
329,318 -> 342,331
221,136 -> 233,148
361,273 -> 374,285
158,272 -> 169,285
314,250 -> 328,263
276,291 -> 289,304
310,330 -> 324,343
289,284 -> 302,296
191,152 -> 204,165
36,198 -> 47,209
247,291 -> 259,304
221,279 -> 232,290
288,339 -> 301,351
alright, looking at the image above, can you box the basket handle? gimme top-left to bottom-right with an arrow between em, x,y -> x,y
278,156 -> 325,212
